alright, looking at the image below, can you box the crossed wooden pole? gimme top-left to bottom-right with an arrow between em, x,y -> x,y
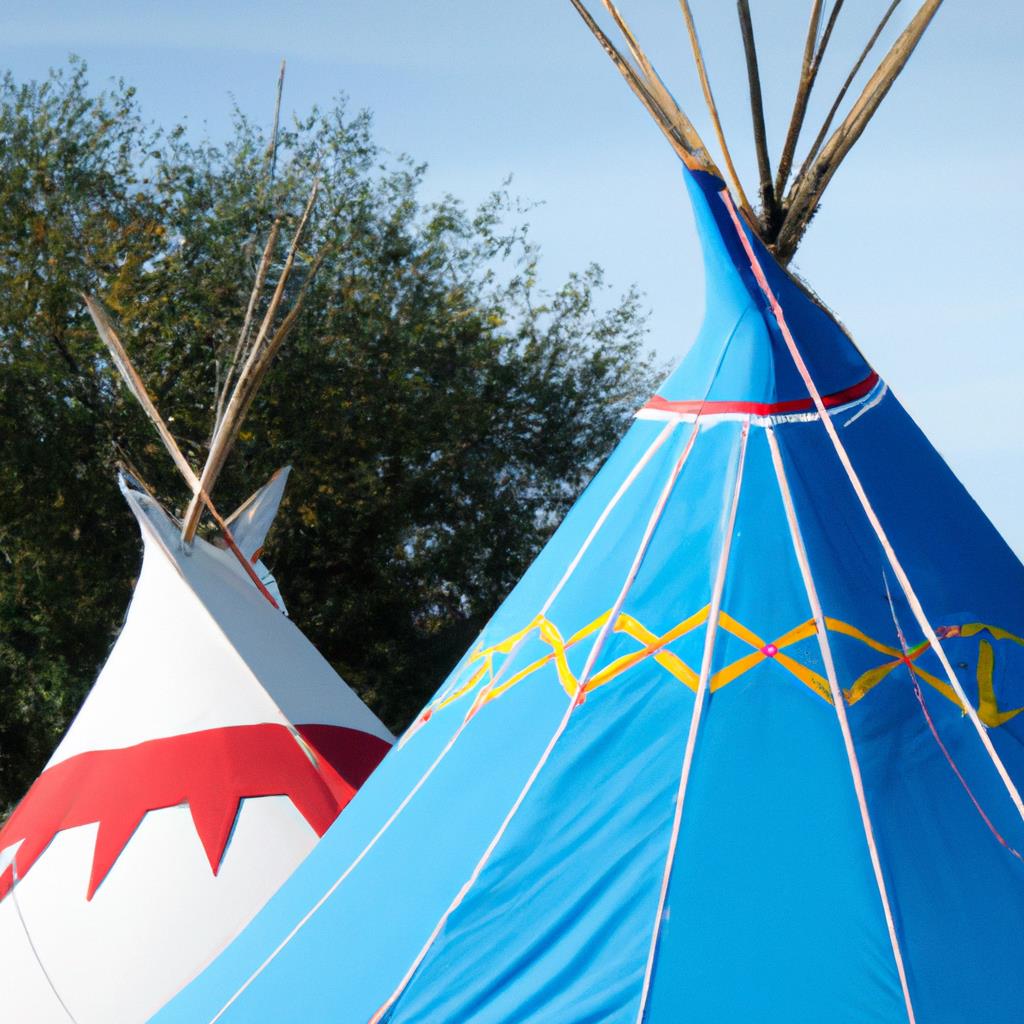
83,177 -> 321,606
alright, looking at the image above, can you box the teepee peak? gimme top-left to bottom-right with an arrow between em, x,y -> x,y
650,166 -> 875,415
0,471 -> 394,1024
570,1 -> 946,262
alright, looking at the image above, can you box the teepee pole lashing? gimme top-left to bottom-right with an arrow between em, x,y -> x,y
84,296 -> 280,608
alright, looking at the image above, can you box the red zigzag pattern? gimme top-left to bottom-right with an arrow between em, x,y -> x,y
0,723 -> 391,901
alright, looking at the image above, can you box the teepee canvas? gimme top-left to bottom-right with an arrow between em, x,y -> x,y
0,199 -> 393,1022
159,4 -> 1024,1022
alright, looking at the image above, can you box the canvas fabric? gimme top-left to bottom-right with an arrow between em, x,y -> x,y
150,168 -> 1024,1024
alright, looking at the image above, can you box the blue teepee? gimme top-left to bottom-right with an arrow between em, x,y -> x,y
153,9 -> 1024,1023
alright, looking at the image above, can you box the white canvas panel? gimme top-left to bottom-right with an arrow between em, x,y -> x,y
49,486 -> 390,766
47,503 -> 292,767
3,797 -> 317,1024
225,467 -> 291,561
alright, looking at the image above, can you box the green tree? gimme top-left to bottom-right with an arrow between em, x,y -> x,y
0,61 -> 658,808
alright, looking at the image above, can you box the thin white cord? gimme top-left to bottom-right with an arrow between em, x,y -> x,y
8,856 -> 80,1023
208,421 -> 679,1024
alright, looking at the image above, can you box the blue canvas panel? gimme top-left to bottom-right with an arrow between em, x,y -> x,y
775,400 -> 1024,1024
658,170 -> 872,408
152,417 -> 697,1024
645,426 -> 907,1024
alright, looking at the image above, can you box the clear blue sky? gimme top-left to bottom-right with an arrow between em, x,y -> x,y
4,2 -> 1023,551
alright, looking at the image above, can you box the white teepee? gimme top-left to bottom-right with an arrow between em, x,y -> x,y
0,472 -> 392,1023
0,199 -> 393,1022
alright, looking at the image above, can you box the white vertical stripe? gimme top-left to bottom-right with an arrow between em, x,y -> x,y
768,425 -> 916,1024
370,418 -> 706,1024
207,419 -> 679,1024
634,419 -> 750,1024
540,419 -> 680,617
719,189 -> 1024,826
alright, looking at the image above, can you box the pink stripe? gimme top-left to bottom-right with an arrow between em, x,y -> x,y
911,673 -> 1024,863
717,188 -> 1024,828
768,426 -> 916,1024
885,591 -> 1024,865
370,416 -> 705,1023
634,420 -> 749,1023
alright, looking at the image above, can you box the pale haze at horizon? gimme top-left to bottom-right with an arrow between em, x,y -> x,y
4,2 -> 1022,554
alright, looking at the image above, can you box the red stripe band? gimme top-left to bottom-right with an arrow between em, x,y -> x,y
642,371 -> 880,417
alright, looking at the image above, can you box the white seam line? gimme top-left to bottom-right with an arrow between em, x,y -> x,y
634,419 -> 750,1024
206,420 -> 679,1024
768,425 -> 916,1024
8,859 -> 80,1024
718,188 -> 1024,826
842,382 -> 888,428
369,418 -> 705,1024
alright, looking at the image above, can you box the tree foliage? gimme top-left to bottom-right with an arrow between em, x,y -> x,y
0,61 -> 657,808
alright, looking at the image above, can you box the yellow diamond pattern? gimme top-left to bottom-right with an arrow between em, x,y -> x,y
428,611 -> 1024,728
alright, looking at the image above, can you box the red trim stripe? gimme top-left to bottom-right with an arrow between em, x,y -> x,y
642,371 -> 879,417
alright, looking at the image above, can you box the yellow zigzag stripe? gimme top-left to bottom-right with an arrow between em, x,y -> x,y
427,609 -> 1024,727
